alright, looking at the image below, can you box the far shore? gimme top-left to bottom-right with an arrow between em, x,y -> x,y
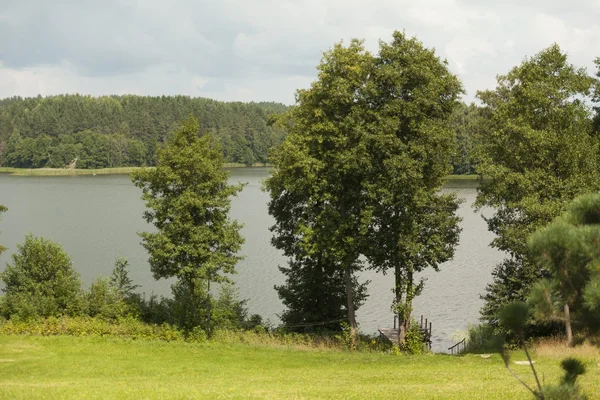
0,164 -> 271,176
0,166 -> 479,180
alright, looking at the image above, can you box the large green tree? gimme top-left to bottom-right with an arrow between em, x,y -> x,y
0,234 -> 83,319
266,39 -> 372,338
361,32 -> 463,343
267,32 -> 463,345
475,44 -> 600,326
528,193 -> 600,346
131,116 -> 244,334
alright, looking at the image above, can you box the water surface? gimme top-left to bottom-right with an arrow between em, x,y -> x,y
0,170 -> 503,352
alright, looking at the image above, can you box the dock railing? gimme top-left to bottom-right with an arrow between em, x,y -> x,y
448,338 -> 466,354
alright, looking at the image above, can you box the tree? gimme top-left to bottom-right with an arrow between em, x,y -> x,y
110,257 -> 140,299
131,116 -> 244,334
528,193 -> 600,346
265,39 -> 373,339
475,44 -> 600,326
450,103 -> 482,175
0,234 -> 83,319
361,32 -> 463,344
266,32 -> 463,346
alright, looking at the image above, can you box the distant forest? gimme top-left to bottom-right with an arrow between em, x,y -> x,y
0,94 -> 477,173
0,95 -> 288,168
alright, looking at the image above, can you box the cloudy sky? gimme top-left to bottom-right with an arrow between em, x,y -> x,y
1,0 -> 600,104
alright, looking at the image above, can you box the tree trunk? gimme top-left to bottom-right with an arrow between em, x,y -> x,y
207,279 -> 212,336
344,266 -> 357,348
395,266 -> 405,346
564,303 -> 573,347
401,267 -> 414,345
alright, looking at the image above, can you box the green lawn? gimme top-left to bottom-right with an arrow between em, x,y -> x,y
1,336 -> 598,399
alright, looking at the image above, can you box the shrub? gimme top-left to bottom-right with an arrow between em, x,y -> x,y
85,278 -> 136,321
0,235 -> 84,319
465,324 -> 504,354
400,320 -> 429,355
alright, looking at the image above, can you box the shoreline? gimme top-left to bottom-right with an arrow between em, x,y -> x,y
0,164 -> 271,176
0,167 -> 479,180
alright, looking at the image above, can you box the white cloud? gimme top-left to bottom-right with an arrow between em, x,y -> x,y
0,0 -> 599,103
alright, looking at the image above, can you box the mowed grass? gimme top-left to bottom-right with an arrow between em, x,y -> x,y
0,335 -> 599,399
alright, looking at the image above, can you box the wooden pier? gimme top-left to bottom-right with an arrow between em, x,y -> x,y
378,315 -> 432,348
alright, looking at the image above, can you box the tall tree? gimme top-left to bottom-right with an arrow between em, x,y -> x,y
528,193 -> 600,346
265,39 -> 373,339
475,44 -> 600,326
267,33 -> 463,346
131,116 -> 244,334
450,103 -> 482,175
362,32 -> 463,344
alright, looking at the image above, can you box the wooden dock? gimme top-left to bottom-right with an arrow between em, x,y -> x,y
378,315 -> 432,348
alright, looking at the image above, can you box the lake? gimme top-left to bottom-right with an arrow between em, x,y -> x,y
0,169 -> 504,352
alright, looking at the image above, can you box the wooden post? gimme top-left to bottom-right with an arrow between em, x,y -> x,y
420,315 -> 423,329
429,322 -> 432,349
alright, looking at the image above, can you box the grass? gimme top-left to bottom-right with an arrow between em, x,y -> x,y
0,335 -> 598,399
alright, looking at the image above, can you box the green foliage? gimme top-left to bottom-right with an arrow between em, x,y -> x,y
464,324 -> 504,354
400,321 -> 429,355
0,95 -> 288,168
498,301 -> 530,336
266,32 -> 462,343
0,316 -> 184,342
335,322 -> 356,351
0,234 -> 83,319
211,282 -> 250,331
265,39 -> 372,335
560,358 -> 587,386
360,32 -> 463,343
475,44 -> 600,327
131,116 -> 245,333
85,278 -> 135,321
450,103 -> 482,175
540,358 -> 589,399
527,193 -> 600,343
275,257 -> 365,333
110,257 -> 140,299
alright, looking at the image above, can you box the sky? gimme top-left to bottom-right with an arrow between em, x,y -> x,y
1,0 -> 600,105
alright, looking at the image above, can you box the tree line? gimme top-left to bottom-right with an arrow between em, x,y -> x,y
0,94 -> 482,173
0,95 -> 288,168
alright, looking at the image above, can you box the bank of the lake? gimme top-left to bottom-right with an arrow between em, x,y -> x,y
0,169 -> 501,352
3,335 -> 597,399
0,164 -> 273,176
0,166 -> 478,180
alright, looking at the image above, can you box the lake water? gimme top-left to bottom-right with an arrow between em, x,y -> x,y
0,169 -> 504,352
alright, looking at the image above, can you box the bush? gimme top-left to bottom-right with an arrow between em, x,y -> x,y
465,324 -> 504,354
85,278 -> 136,321
400,320 -> 429,355
0,316 -> 185,342
0,235 -> 84,319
